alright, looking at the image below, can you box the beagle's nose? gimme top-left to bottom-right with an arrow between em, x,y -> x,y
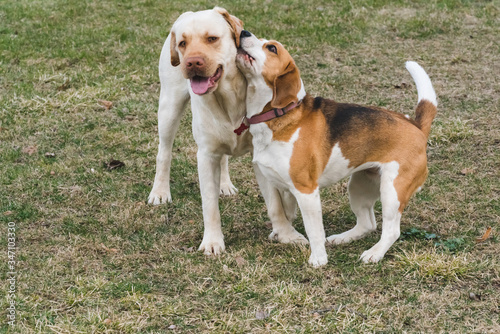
240,30 -> 252,38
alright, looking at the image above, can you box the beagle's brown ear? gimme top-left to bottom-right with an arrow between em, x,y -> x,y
170,31 -> 180,67
271,61 -> 301,109
214,7 -> 244,48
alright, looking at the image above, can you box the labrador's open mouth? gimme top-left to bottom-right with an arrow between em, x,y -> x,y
190,66 -> 223,95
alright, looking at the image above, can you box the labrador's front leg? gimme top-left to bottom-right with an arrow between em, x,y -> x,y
148,87 -> 189,205
148,33 -> 190,205
197,150 -> 225,255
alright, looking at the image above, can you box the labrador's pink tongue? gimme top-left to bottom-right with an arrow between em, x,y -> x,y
191,76 -> 210,95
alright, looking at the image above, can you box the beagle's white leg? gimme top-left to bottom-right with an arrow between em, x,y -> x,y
327,171 -> 379,244
294,189 -> 327,267
219,155 -> 238,196
279,188 -> 298,225
197,150 -> 225,255
253,164 -> 307,244
360,163 -> 401,263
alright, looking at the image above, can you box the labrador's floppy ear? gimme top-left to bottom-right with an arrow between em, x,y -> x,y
170,31 -> 180,67
214,7 -> 244,48
271,61 -> 301,109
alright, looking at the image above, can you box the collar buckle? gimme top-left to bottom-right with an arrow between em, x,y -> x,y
274,108 -> 286,118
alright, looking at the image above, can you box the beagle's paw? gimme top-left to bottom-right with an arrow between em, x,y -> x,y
326,233 -> 354,245
359,248 -> 385,263
269,228 -> 308,245
327,226 -> 374,245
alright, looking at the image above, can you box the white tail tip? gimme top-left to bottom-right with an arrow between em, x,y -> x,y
406,61 -> 437,107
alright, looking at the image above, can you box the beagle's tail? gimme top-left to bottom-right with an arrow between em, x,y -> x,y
406,61 -> 437,138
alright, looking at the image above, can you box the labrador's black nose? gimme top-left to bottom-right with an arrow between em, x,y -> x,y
240,30 -> 252,38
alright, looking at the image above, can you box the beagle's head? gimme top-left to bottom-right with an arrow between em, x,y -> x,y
236,31 -> 303,108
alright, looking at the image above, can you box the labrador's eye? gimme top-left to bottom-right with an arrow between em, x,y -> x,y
266,45 -> 277,54
207,36 -> 219,43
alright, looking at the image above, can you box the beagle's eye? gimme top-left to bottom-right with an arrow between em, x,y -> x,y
207,36 -> 219,43
179,41 -> 186,48
266,44 -> 277,54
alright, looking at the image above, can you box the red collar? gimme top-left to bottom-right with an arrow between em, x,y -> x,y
234,101 -> 300,136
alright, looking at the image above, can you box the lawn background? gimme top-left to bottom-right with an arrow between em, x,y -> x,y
0,0 -> 499,332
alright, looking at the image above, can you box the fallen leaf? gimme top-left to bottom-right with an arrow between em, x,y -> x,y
98,100 -> 113,110
22,145 -> 37,155
50,171 -> 56,175
460,168 -> 475,175
105,159 -> 125,171
256,310 -> 269,320
103,318 -> 112,325
264,221 -> 272,229
100,243 -> 119,253
57,80 -> 70,91
394,82 -> 409,89
469,292 -> 481,301
475,226 -> 492,243
3,211 -> 13,216
234,256 -> 246,267
182,246 -> 195,253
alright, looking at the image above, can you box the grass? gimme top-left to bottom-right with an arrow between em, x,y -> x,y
1,0 -> 499,332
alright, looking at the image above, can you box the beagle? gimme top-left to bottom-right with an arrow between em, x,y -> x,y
235,30 -> 438,267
